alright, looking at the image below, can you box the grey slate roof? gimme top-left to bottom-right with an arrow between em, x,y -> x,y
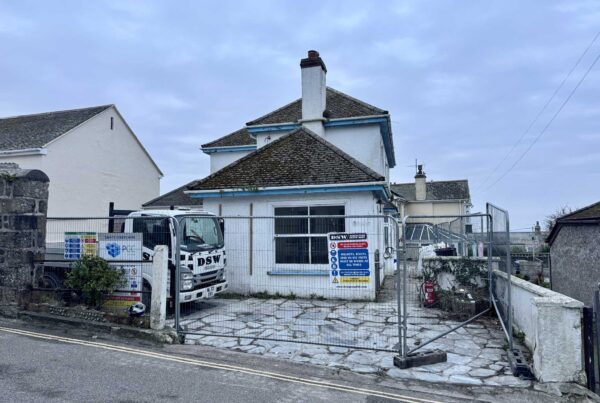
391,180 -> 470,202
560,201 -> 600,221
201,128 -> 255,148
189,128 -> 385,191
246,87 -> 388,126
200,87 -> 388,149
0,105 -> 112,151
143,182 -> 203,208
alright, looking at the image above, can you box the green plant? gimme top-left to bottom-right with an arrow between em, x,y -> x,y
0,172 -> 17,182
422,257 -> 487,288
65,255 -> 126,307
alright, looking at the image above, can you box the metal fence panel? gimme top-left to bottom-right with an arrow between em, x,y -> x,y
398,212 -> 495,361
486,203 -> 514,352
176,215 -> 401,352
37,216 -> 177,314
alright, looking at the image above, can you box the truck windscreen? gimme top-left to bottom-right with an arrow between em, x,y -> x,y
179,216 -> 224,252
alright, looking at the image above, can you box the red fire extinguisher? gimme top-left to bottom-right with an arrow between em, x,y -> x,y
423,280 -> 435,307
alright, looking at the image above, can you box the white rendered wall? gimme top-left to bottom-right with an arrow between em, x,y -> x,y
402,201 -> 467,224
324,125 -> 386,177
494,270 -> 585,384
0,107 -> 161,217
209,150 -> 253,173
202,191 -> 387,300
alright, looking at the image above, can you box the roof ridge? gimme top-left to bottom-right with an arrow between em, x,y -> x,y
558,201 -> 600,221
246,97 -> 301,126
298,128 -> 384,181
391,179 -> 469,186
325,87 -> 388,115
0,104 -> 113,121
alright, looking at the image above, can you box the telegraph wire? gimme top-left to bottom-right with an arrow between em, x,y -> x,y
485,49 -> 600,190
479,30 -> 600,189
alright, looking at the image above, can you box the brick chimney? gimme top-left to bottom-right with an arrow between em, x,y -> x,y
415,164 -> 426,201
300,50 -> 327,136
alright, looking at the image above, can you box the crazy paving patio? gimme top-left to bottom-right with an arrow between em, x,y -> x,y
174,267 -> 532,387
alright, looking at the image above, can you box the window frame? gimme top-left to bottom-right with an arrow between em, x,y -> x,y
272,202 -> 346,266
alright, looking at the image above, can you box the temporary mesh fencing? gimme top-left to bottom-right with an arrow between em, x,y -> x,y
176,214 -> 402,352
398,213 -> 495,358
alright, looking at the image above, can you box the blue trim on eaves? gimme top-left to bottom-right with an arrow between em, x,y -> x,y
190,184 -> 390,201
247,123 -> 301,136
202,145 -> 257,154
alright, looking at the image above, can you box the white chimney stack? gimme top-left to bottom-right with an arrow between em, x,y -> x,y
300,50 -> 327,136
415,164 -> 427,201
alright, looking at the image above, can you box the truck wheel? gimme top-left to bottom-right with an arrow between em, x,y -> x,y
142,281 -> 152,312
40,271 -> 62,289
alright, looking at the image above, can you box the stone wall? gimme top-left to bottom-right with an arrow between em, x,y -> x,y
550,224 -> 600,306
0,163 -> 49,316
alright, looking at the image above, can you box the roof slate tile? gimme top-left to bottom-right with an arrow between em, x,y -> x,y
0,105 -> 112,151
189,128 -> 385,191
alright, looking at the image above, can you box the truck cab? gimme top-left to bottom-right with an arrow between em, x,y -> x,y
125,209 -> 228,307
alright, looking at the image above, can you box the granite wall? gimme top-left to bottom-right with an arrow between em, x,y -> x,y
0,163 -> 49,316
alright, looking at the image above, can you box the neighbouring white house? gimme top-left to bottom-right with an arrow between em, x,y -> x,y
391,165 -> 471,225
181,50 -> 396,300
0,105 -> 162,217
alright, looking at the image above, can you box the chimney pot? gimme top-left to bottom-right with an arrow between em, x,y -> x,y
308,50 -> 319,59
415,164 -> 427,201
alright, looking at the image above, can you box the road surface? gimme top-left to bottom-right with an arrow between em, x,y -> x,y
0,325 -> 442,403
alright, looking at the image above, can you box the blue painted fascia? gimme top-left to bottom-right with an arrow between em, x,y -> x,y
247,123 -> 301,137
189,184 -> 390,200
325,117 -> 396,168
202,145 -> 257,154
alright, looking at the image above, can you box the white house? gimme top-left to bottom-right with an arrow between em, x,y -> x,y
185,50 -> 396,300
0,105 -> 162,217
391,165 -> 471,225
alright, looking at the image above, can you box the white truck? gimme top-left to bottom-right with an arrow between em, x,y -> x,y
42,209 -> 228,309
126,209 -> 229,307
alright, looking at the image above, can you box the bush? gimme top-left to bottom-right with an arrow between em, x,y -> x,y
65,255 -> 126,308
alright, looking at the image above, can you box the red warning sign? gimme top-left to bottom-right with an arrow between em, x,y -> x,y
337,241 -> 368,249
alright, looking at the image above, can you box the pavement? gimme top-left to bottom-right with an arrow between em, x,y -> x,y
0,317 -> 594,402
175,267 -> 531,387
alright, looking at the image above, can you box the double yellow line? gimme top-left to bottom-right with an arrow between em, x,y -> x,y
0,326 -> 443,403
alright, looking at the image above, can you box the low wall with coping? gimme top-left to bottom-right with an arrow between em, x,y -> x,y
494,270 -> 585,384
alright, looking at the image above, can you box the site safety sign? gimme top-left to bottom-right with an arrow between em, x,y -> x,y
98,233 -> 143,307
328,233 -> 371,289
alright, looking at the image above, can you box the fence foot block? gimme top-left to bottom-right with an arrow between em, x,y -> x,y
510,348 -> 534,380
393,349 -> 447,369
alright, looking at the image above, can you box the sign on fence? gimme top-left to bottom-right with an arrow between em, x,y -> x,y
98,233 -> 143,308
64,232 -> 97,259
328,233 -> 371,289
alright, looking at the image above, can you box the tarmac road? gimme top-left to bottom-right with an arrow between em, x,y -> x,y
0,325 -> 442,403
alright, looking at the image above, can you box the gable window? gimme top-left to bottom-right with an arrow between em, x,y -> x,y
274,205 -> 345,264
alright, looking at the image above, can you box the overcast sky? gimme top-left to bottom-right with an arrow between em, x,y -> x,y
1,0 -> 599,228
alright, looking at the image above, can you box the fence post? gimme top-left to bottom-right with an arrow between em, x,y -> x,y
593,288 -> 600,393
583,307 -> 596,391
173,217 -> 181,332
150,245 -> 168,330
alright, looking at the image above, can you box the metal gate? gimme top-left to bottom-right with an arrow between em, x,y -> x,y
175,214 -> 403,352
395,206 -> 528,374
